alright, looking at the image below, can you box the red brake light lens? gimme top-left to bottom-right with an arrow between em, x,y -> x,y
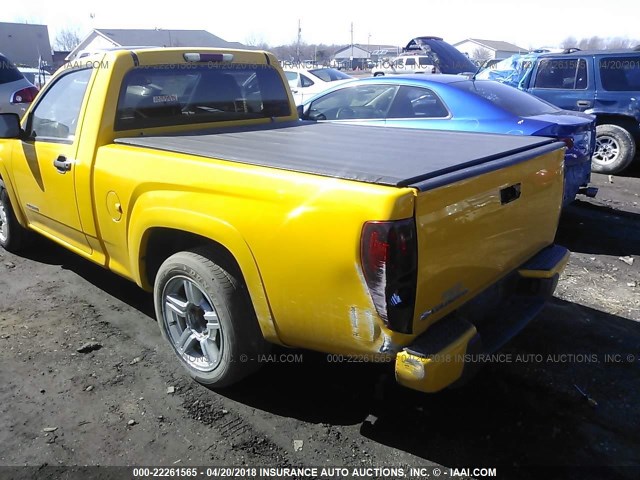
561,137 -> 574,149
11,86 -> 39,104
183,53 -> 234,63
361,218 -> 417,334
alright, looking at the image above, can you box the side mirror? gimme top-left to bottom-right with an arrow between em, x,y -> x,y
0,113 -> 21,139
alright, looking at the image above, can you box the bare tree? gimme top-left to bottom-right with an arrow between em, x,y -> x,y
244,34 -> 270,51
560,36 -> 578,49
605,37 -> 639,49
560,36 -> 640,51
54,28 -> 81,51
471,47 -> 492,62
270,43 -> 345,65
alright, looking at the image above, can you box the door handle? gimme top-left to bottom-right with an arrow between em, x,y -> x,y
576,100 -> 592,107
53,155 -> 72,173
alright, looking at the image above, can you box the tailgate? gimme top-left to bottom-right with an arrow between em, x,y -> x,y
411,142 -> 565,334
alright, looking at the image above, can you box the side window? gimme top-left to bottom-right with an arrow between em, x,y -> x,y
285,71 -> 299,88
405,58 -> 416,67
307,85 -> 399,120
300,74 -> 314,87
600,56 -> 640,91
533,58 -> 587,89
576,60 -> 588,89
388,86 -> 449,118
30,69 -> 92,141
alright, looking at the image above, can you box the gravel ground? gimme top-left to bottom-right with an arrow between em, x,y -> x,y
0,166 -> 639,480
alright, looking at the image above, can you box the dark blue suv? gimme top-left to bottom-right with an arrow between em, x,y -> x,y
489,49 -> 640,174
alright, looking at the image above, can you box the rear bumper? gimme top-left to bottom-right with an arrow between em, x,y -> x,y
395,244 -> 569,393
564,157 -> 594,206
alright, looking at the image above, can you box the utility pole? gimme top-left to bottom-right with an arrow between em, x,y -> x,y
296,19 -> 301,64
350,22 -> 354,70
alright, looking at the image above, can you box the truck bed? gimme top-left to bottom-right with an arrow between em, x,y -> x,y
115,122 -> 561,190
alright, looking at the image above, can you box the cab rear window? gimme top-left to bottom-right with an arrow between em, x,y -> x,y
115,64 -> 291,131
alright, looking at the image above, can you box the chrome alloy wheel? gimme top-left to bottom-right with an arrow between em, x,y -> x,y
161,276 -> 223,372
0,199 -> 8,244
593,135 -> 620,165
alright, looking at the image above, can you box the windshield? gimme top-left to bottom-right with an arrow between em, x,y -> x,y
475,53 -> 540,88
454,80 -> 560,117
309,68 -> 351,82
115,64 -> 291,131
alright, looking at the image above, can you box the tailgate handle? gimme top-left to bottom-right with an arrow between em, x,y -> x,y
500,183 -> 521,205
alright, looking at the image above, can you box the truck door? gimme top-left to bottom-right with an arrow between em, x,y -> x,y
527,57 -> 595,112
11,68 -> 93,253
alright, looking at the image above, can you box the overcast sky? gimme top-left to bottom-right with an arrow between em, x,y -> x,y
3,0 -> 639,49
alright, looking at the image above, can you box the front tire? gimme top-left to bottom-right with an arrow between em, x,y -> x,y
592,124 -> 636,174
154,249 -> 268,388
0,179 -> 29,253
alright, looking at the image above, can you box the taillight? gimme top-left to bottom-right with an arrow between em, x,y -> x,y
560,137 -> 574,149
11,86 -> 39,104
183,53 -> 234,63
361,218 -> 417,334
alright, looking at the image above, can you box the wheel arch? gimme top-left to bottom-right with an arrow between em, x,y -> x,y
129,210 -> 281,344
0,166 -> 28,228
593,113 -> 640,139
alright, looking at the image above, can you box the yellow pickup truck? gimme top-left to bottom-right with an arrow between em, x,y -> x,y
0,47 -> 569,393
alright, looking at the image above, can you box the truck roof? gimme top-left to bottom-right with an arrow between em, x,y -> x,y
115,122 -> 559,191
539,49 -> 640,58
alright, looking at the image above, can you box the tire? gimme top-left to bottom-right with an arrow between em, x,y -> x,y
591,124 -> 636,174
153,248 -> 269,388
0,179 -> 29,253
373,72 -> 384,77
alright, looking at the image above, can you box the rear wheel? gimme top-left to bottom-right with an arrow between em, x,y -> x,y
373,72 -> 385,77
154,248 -> 268,387
592,124 -> 636,174
0,179 -> 29,253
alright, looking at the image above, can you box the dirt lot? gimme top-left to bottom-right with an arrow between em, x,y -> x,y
0,166 -> 639,480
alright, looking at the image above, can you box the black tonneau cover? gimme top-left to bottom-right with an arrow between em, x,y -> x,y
115,122 -> 560,190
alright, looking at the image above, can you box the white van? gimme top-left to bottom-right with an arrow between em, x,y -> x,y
371,55 -> 438,76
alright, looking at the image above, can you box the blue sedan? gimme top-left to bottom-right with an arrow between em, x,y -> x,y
299,75 -> 596,205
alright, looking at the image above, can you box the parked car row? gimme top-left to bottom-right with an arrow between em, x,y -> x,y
298,74 -> 596,206
283,67 -> 353,105
477,48 -> 640,174
282,37 -> 640,208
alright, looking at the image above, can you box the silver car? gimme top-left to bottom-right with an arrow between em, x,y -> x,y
0,53 -> 39,117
